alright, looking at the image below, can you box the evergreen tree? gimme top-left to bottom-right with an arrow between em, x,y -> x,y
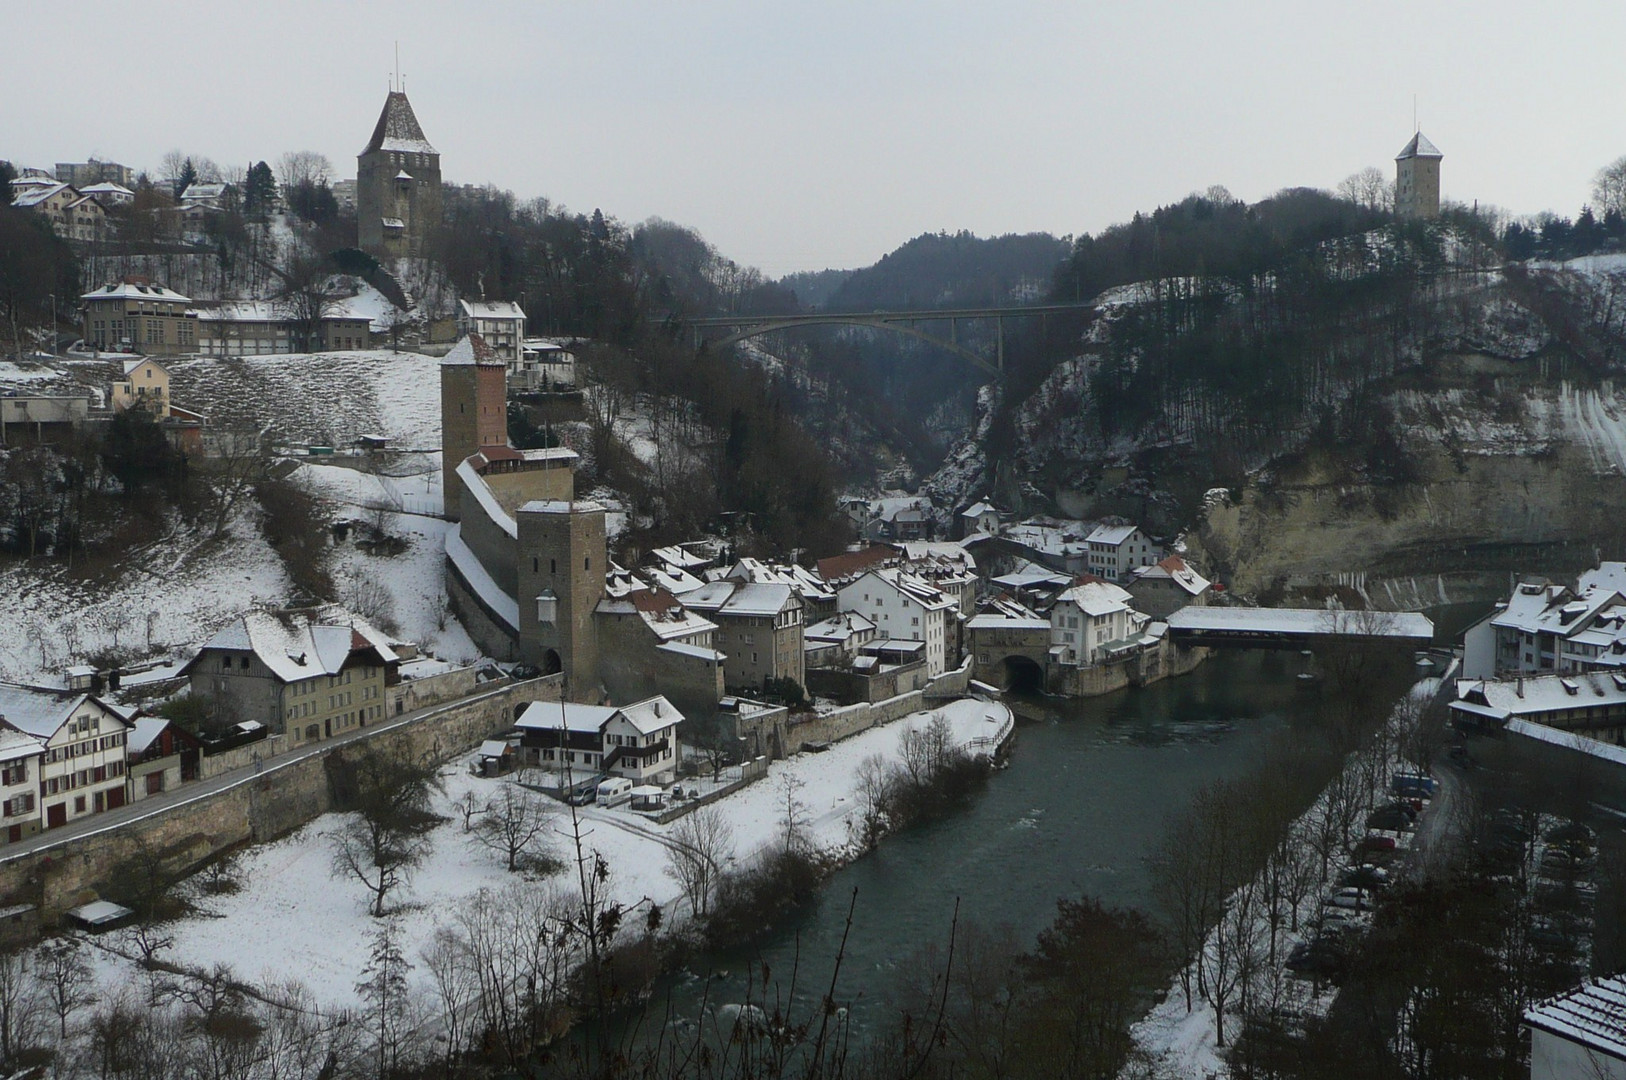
243,161 -> 276,216
174,157 -> 198,199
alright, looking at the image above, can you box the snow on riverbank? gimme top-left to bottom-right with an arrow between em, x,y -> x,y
1127,678 -> 1443,1079
83,697 -> 1012,1009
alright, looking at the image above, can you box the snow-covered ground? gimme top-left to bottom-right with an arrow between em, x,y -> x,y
1128,677 -> 1442,1079
0,505 -> 289,685
81,698 -> 1012,1009
296,462 -> 479,662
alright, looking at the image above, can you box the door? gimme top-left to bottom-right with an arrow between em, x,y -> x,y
146,772 -> 164,796
46,803 -> 65,829
106,787 -> 125,810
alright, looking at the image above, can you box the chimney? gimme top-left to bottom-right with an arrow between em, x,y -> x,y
1516,677 -> 1524,699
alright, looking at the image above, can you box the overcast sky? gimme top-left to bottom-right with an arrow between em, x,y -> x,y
6,2 -> 1624,274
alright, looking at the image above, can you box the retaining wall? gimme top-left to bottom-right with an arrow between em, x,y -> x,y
0,678 -> 562,923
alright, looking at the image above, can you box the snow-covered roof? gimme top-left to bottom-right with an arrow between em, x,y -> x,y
516,496 -> 601,515
960,500 -> 999,518
1396,131 -> 1442,160
515,701 -> 615,735
990,567 -> 1072,591
459,299 -> 527,320
721,582 -> 796,617
1055,579 -> 1136,618
79,182 -> 133,196
179,182 -> 226,202
0,684 -> 123,741
455,459 -> 516,539
187,609 -> 398,684
441,333 -> 504,366
446,525 -> 518,631
380,217 -> 405,229
967,613 -> 1051,631
362,91 -> 438,156
805,611 -> 877,644
0,727 -> 42,764
615,695 -> 683,735
650,544 -> 709,572
1166,606 -> 1434,639
1086,523 -> 1139,547
1132,555 -> 1211,596
643,562 -> 705,596
395,169 -> 414,181
596,589 -> 717,642
127,716 -> 170,758
1526,976 -> 1626,1059
10,182 -> 71,208
1456,672 -> 1626,722
193,300 -> 282,323
658,641 -> 725,662
83,281 -> 191,304
478,739 -> 512,758
863,567 -> 956,611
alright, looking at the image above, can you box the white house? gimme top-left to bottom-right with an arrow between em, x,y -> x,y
1049,579 -> 1150,667
514,695 -> 682,786
959,500 -> 1002,537
0,729 -> 42,845
1085,523 -> 1161,581
457,300 -> 526,367
0,683 -> 132,829
1464,564 -> 1626,680
1527,975 -> 1626,1080
836,567 -> 957,676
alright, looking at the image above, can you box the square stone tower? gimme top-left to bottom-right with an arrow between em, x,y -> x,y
1395,132 -> 1442,220
440,335 -> 508,520
358,90 -> 442,259
517,501 -> 608,691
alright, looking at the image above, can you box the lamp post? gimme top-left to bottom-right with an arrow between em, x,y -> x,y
48,294 -> 56,356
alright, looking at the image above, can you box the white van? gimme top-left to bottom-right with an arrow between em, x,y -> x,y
596,777 -> 633,808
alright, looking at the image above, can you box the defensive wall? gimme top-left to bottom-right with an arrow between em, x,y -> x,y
0,677 -> 563,925
786,658 -> 974,752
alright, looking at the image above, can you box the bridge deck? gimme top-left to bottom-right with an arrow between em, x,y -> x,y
1166,606 -> 1434,644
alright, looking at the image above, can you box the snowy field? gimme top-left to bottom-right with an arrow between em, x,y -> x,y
0,506 -> 289,685
296,462 -> 479,663
79,698 -> 1012,1010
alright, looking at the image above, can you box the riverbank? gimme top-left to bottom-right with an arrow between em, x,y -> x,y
69,697 -> 1013,1014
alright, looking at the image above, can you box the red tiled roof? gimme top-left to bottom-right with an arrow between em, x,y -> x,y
816,545 -> 894,583
629,587 -> 683,614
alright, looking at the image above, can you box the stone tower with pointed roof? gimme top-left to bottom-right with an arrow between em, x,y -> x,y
1395,132 -> 1442,220
357,90 -> 442,259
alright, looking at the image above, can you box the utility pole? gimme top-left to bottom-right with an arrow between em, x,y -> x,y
48,294 -> 57,356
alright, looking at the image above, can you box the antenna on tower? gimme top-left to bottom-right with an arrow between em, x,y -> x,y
1413,94 -> 1418,133
393,41 -> 399,92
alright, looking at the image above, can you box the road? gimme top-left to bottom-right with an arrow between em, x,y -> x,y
0,681 -> 527,868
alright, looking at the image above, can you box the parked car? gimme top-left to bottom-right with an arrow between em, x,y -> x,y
1392,773 -> 1437,798
1327,887 -> 1375,911
1379,800 -> 1421,820
1338,864 -> 1390,891
565,774 -> 606,806
1546,821 -> 1597,846
1356,834 -> 1398,855
1367,809 -> 1416,832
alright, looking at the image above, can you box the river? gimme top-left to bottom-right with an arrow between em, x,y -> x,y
636,648 -> 1327,1046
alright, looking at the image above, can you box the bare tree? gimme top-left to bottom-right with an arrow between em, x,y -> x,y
1338,166 -> 1395,213
329,748 -> 443,916
203,424 -> 272,540
36,937 -> 94,1040
272,250 -> 344,354
778,771 -> 809,852
1594,156 -> 1626,218
356,918 -> 420,1078
665,805 -> 734,917
474,784 -> 556,872
0,946 -> 40,1063
275,150 -> 333,193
